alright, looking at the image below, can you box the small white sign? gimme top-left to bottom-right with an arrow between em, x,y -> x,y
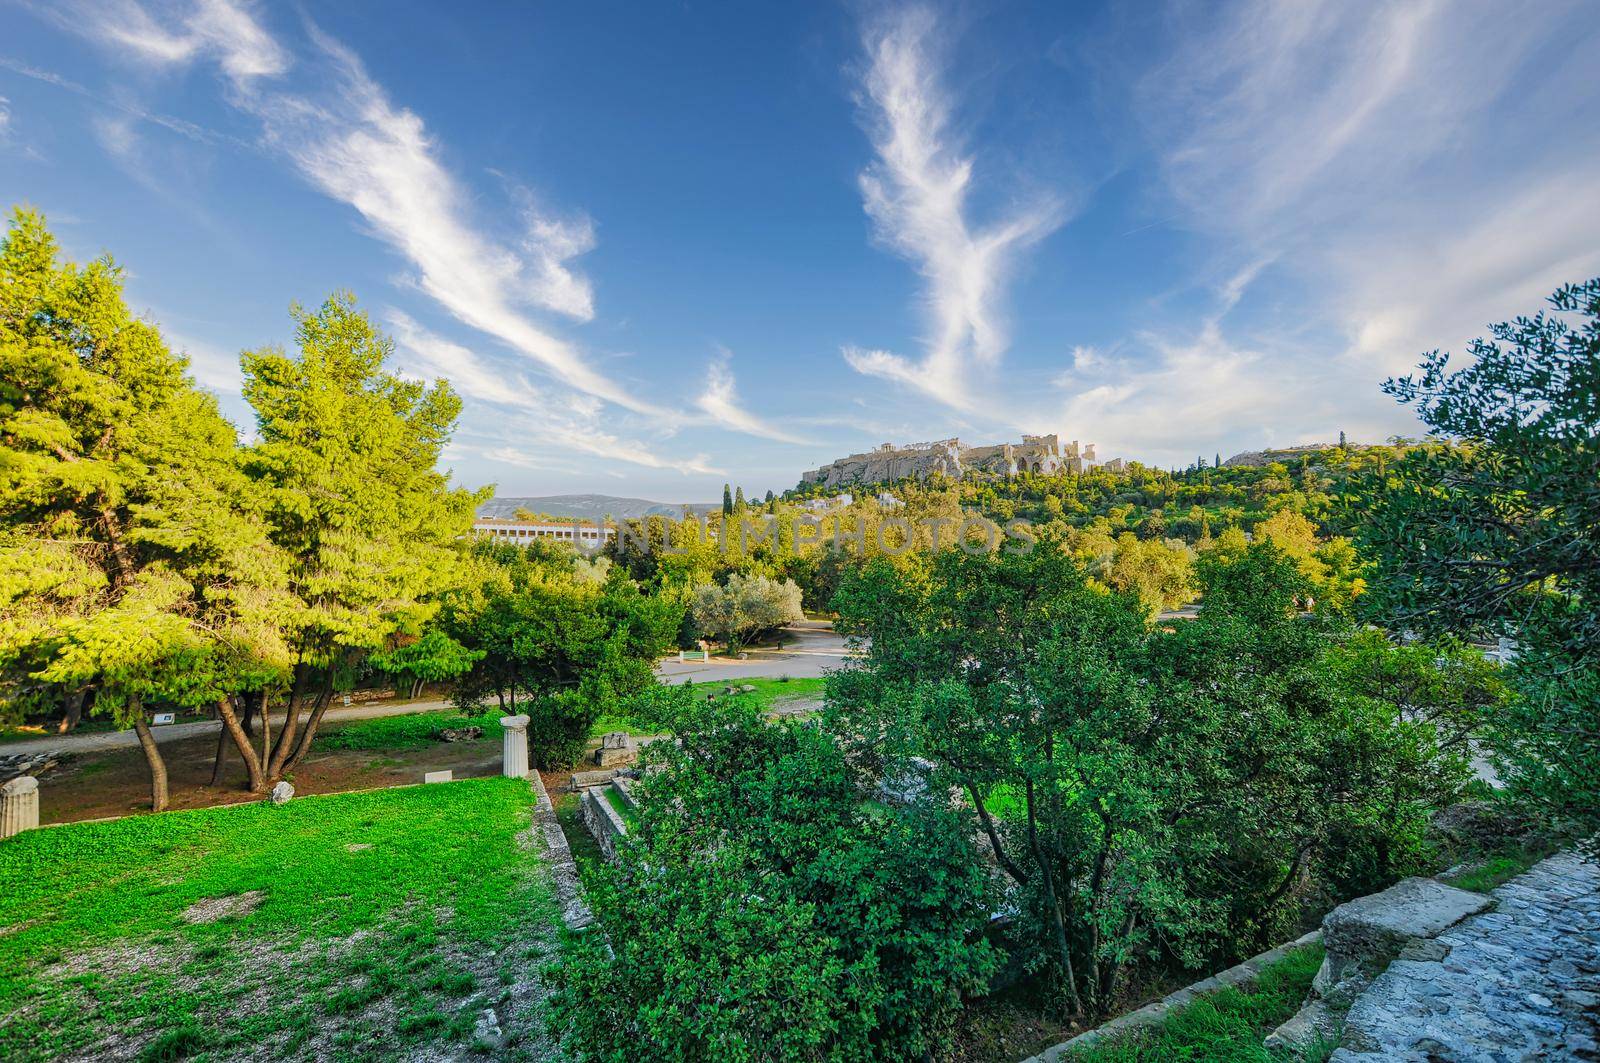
152,712 -> 176,725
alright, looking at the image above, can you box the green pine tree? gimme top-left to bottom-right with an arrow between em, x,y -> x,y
241,292 -> 484,779
0,209 -> 293,808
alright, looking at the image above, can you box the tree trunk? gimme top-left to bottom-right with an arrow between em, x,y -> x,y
56,687 -> 86,734
241,695 -> 257,739
282,675 -> 335,772
217,696 -> 265,793
267,663 -> 309,779
1026,780 -> 1083,1014
132,709 -> 169,813
208,707 -> 230,786
258,689 -> 271,769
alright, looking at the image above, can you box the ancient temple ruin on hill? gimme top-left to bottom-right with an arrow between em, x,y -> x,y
800,434 -> 1112,489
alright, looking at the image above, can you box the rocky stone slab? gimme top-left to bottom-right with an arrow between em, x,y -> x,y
1314,876 -> 1491,1000
1329,850 -> 1600,1061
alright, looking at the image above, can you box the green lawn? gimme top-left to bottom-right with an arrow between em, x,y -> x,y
317,709 -> 504,751
1068,942 -> 1324,1062
686,675 -> 825,709
0,777 -> 560,1062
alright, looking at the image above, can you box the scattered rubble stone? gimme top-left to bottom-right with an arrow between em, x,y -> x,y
0,751 -> 68,784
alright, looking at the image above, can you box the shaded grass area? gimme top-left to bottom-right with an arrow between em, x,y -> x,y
600,785 -> 639,832
1440,846 -> 1547,893
317,710 -> 504,752
551,789 -> 607,890
592,677 -> 828,739
1067,942 -> 1324,1062
0,777 -> 557,1062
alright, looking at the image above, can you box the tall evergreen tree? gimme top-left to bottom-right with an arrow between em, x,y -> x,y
241,293 -> 482,779
722,482 -> 734,516
0,210 -> 292,809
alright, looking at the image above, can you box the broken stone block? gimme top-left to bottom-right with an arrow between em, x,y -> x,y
1267,876 -> 1491,1054
1315,876 -> 1491,1001
593,730 -> 635,767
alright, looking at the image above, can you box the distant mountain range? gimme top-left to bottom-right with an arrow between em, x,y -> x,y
476,494 -> 719,521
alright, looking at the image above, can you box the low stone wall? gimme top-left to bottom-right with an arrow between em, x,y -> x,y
580,785 -> 628,860
1019,930 -> 1322,1062
1316,851 -> 1599,1061
1267,875 -> 1490,1053
525,770 -> 593,931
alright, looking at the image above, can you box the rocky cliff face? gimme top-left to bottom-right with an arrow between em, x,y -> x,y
801,434 -> 1099,489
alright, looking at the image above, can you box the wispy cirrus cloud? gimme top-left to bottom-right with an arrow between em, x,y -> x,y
58,0 -> 665,420
388,311 -> 717,476
843,5 -> 1064,412
694,349 -> 810,444
56,0 -> 289,87
243,25 -> 652,413
1060,0 -> 1600,465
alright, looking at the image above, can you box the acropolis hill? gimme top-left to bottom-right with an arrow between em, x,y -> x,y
800,433 -> 1118,489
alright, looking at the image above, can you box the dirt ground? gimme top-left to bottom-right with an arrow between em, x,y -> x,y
37,730 -> 507,824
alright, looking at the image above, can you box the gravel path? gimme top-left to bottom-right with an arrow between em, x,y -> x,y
1332,849 -> 1600,1061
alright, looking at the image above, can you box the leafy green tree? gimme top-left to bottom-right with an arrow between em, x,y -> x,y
690,572 -> 803,652
553,694 -> 996,1060
370,628 -> 482,700
445,540 -> 680,766
1358,277 -> 1600,834
722,482 -> 733,517
0,209 -> 292,808
241,293 -> 482,780
830,541 -> 1452,1014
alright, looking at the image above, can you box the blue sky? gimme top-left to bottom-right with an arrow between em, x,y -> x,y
3,1 -> 1599,501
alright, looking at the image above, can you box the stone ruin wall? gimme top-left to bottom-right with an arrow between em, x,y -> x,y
801,433 -> 1104,489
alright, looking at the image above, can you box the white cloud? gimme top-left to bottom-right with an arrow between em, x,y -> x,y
387,311 -> 717,475
694,349 -> 809,444
47,0 -> 804,454
167,330 -> 242,394
67,0 -> 289,87
58,0 -> 660,417
246,26 -> 647,410
1069,0 -> 1600,460
844,5 -> 1064,410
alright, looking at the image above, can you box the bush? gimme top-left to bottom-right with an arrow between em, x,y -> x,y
551,699 -> 998,1060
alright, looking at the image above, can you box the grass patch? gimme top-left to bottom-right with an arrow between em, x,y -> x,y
1068,942 -> 1324,1063
687,675 -> 825,710
589,714 -> 661,738
0,777 -> 556,1061
1440,848 -> 1544,893
552,790 -> 608,889
600,785 -> 639,833
317,710 -> 503,752
589,676 -> 828,740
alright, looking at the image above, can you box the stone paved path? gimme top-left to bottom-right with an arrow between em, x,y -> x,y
1332,849 -> 1600,1061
